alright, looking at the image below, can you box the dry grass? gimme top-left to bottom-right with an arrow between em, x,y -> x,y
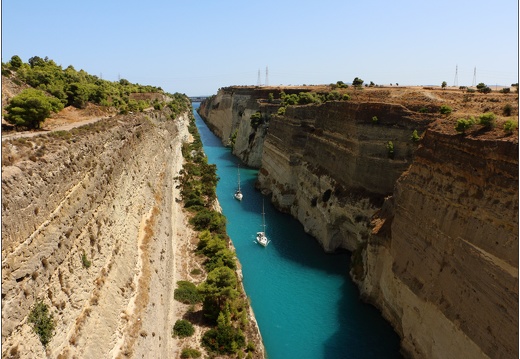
116,174 -> 164,358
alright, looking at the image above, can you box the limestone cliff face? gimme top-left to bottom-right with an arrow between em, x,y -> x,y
361,128 -> 518,359
198,87 -> 299,168
1,110 -> 190,358
257,101 -> 433,252
199,86 -> 519,359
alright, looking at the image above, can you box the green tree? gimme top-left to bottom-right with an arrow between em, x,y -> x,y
352,77 -> 364,87
441,81 -> 447,89
67,82 -> 91,108
4,88 -> 64,129
477,82 -> 491,93
199,266 -> 239,321
10,55 -> 23,69
202,304 -> 245,355
28,56 -> 45,68
204,248 -> 236,272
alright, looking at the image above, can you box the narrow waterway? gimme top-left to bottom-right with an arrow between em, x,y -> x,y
192,104 -> 402,359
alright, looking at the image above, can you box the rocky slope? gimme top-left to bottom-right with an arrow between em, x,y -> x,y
2,109 -> 192,358
198,86 -> 518,359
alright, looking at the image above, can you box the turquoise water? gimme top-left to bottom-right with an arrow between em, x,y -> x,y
192,104 -> 402,359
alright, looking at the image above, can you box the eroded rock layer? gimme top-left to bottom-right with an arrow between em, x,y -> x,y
2,111 -> 189,358
362,128 -> 518,359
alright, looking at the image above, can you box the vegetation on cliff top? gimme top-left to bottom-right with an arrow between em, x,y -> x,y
2,55 -> 190,129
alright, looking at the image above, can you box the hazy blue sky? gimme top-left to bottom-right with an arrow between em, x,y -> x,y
2,0 -> 518,95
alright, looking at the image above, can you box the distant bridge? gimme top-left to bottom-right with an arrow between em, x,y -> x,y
189,96 -> 208,102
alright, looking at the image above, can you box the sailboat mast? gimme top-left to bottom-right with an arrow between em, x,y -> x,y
262,200 -> 266,232
237,165 -> 241,191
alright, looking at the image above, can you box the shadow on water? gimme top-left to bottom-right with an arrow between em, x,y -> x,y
193,106 -> 402,359
322,277 -> 403,359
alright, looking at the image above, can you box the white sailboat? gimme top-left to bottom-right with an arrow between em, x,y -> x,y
256,200 -> 270,247
234,164 -> 243,201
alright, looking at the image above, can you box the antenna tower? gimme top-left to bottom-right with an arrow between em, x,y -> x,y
453,65 -> 458,87
472,67 -> 477,87
257,69 -> 261,86
265,66 -> 269,86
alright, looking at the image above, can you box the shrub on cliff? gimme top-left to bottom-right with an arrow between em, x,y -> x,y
298,92 -> 322,105
28,300 -> 55,347
173,319 -> 195,338
439,105 -> 452,115
280,92 -> 299,106
386,141 -> 394,159
81,252 -> 92,269
326,91 -> 350,102
503,104 -> 513,116
503,120 -> 518,134
181,348 -> 202,358
326,91 -> 342,101
478,112 -> 496,128
410,129 -> 421,142
175,281 -> 203,304
455,117 -> 475,133
250,111 -> 263,129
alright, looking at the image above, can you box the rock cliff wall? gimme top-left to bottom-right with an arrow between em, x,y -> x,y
198,87 -> 306,168
257,100 -> 433,252
199,86 -> 518,359
2,110 -> 190,358
361,127 -> 518,359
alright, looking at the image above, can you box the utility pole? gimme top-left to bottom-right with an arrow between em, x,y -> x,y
257,69 -> 261,86
472,67 -> 477,87
265,66 -> 269,86
453,65 -> 458,87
